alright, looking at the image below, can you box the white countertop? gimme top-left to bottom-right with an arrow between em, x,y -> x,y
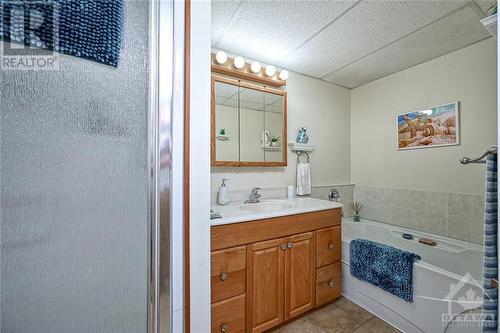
211,197 -> 343,226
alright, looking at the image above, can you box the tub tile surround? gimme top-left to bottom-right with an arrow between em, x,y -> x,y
311,184 -> 354,217
354,185 -> 484,244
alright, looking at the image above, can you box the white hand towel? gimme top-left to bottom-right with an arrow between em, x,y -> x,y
296,162 -> 311,196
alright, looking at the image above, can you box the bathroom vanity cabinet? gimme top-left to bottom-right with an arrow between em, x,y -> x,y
210,208 -> 342,333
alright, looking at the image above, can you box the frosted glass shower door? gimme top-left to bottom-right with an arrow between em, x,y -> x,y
0,1 -> 160,332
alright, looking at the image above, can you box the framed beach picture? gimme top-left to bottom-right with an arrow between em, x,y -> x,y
397,102 -> 459,150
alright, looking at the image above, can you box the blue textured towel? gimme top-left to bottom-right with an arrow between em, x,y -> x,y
483,154 -> 497,332
0,0 -> 123,66
350,238 -> 421,302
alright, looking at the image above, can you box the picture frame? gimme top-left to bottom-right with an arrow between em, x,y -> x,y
397,102 -> 459,150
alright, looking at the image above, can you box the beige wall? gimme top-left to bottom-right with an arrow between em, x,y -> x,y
211,72 -> 351,198
351,39 -> 497,194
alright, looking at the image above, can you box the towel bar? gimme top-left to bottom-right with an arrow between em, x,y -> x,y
460,145 -> 497,164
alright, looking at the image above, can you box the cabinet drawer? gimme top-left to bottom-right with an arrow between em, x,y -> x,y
316,262 -> 342,307
211,294 -> 246,333
315,226 -> 341,268
211,246 -> 246,303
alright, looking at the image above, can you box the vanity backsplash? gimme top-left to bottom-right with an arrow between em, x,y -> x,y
211,184 -> 355,218
211,187 -> 287,205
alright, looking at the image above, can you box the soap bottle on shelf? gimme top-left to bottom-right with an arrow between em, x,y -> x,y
218,178 -> 230,205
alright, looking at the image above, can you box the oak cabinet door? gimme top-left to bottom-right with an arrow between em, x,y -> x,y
285,232 -> 315,320
247,238 -> 286,333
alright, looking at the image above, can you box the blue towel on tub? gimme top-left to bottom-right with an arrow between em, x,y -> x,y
350,238 -> 421,302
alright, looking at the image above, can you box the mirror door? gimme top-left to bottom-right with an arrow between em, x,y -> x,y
239,86 -> 266,163
211,76 -> 287,167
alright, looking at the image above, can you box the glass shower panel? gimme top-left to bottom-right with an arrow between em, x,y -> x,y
1,1 -> 150,332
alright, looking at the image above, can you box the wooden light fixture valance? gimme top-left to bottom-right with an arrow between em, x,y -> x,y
211,53 -> 287,88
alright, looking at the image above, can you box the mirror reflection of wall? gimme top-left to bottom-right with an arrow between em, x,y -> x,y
264,94 -> 284,162
215,81 -> 239,162
239,87 -> 265,162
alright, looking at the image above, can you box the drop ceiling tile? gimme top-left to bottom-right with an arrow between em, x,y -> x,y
240,87 -> 265,104
323,5 -> 491,88
215,81 -> 238,98
240,101 -> 265,110
266,106 -> 282,113
221,98 -> 238,108
474,0 -> 493,14
212,0 -> 242,45
216,0 -> 356,64
280,0 -> 468,77
266,94 -> 282,104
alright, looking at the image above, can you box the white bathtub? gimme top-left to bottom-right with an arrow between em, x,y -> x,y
341,217 -> 484,333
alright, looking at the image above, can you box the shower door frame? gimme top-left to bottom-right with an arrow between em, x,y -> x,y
148,0 -> 183,332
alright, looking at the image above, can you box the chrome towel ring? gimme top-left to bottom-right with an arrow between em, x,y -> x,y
297,151 -> 309,163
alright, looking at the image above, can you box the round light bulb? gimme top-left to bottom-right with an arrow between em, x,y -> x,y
279,70 -> 289,81
265,65 -> 276,77
233,56 -> 245,69
250,61 -> 261,73
215,51 -> 227,65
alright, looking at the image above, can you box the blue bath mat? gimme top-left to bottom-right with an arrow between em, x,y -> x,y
0,0 -> 123,67
350,238 -> 421,302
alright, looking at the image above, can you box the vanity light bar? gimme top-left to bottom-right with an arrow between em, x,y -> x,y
215,51 -> 228,65
250,61 -> 261,73
233,56 -> 245,69
211,52 -> 287,87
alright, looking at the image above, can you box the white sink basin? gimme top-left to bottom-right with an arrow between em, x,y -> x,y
238,200 -> 294,213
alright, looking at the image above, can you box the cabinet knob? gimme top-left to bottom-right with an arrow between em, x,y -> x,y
328,280 -> 335,288
287,242 -> 293,249
280,244 -> 286,251
220,272 -> 228,281
220,323 -> 229,332
328,243 -> 334,250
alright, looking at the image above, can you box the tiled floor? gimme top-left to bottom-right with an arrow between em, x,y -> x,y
270,297 -> 401,333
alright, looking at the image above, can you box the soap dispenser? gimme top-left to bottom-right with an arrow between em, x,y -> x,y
218,178 -> 230,205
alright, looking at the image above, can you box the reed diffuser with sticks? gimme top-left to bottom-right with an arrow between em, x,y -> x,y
353,202 -> 363,222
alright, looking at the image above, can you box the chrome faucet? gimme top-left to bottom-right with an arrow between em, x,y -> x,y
245,187 -> 261,203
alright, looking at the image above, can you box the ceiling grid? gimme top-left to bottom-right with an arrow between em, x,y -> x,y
212,0 -> 492,88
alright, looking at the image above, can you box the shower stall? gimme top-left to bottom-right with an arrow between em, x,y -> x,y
0,1 -> 183,332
